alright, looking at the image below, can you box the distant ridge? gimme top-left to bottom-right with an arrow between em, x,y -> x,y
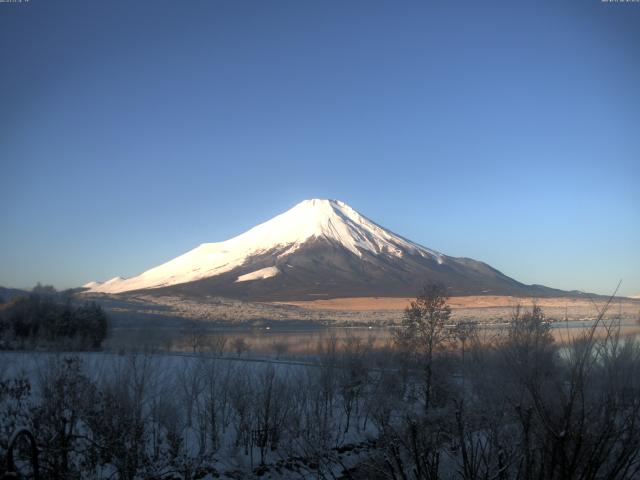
85,199 -> 577,300
0,286 -> 28,302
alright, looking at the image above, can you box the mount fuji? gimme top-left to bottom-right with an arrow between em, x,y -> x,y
85,199 -> 565,300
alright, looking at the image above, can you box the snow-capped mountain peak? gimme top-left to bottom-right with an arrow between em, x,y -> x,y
86,199 -> 441,294
232,198 -> 437,259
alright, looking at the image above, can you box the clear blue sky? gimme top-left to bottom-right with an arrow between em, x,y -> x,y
1,0 -> 638,296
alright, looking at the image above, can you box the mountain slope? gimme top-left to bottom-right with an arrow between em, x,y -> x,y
0,286 -> 29,303
85,199 -> 565,300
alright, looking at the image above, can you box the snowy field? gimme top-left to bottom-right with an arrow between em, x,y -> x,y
0,348 -> 393,479
3,311 -> 640,479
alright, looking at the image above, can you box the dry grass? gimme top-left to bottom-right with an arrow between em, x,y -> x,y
273,295 -> 640,312
88,293 -> 640,327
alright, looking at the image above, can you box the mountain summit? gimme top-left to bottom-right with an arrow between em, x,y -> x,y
86,199 -> 561,299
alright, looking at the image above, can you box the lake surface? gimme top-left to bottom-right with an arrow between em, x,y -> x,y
105,317 -> 640,356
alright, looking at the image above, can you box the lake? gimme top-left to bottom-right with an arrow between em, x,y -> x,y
104,317 -> 640,356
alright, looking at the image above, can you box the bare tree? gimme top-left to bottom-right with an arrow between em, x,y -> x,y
229,366 -> 253,455
205,334 -> 228,356
232,337 -> 250,356
186,321 -> 203,354
395,283 -> 451,412
452,320 -> 478,392
32,356 -> 97,478
338,333 -> 372,433
272,340 -> 288,359
177,357 -> 204,429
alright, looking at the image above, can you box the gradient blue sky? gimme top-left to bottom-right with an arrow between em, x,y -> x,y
1,0 -> 639,296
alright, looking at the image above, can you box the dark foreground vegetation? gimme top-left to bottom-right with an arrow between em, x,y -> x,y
1,285 -> 639,479
0,284 -> 108,350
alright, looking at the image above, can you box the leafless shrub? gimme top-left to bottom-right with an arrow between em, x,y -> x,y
272,340 -> 288,359
204,334 -> 228,356
232,337 -> 250,356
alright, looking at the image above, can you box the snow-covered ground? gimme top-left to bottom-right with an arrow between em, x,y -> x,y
235,267 -> 280,283
0,349 -> 387,479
